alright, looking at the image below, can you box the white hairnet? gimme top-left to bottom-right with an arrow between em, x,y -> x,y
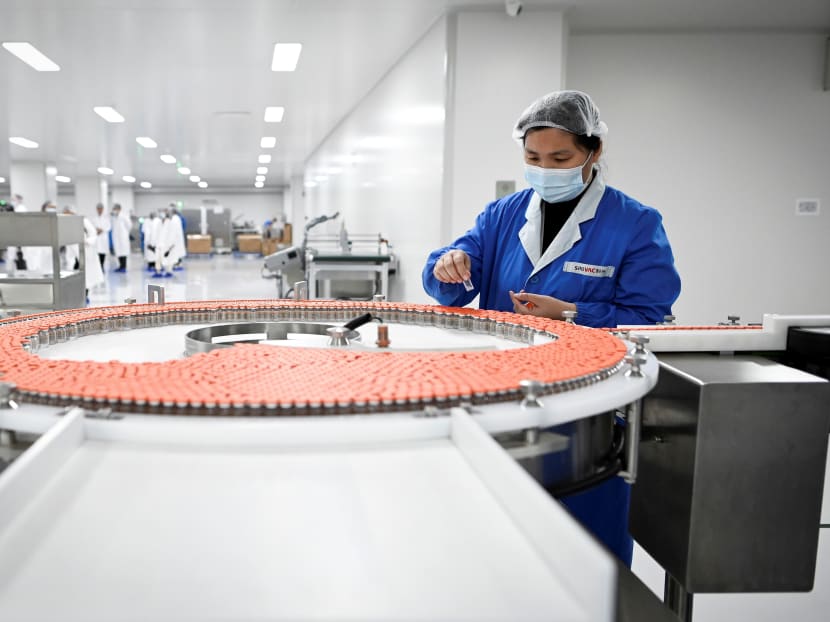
512,90 -> 608,144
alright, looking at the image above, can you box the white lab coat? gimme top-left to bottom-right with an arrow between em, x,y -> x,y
82,217 -> 104,289
157,216 -> 183,271
171,213 -> 187,260
142,216 -> 161,263
111,212 -> 131,257
92,212 -> 111,255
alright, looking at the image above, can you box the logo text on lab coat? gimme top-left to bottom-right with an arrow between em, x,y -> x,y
563,262 -> 615,278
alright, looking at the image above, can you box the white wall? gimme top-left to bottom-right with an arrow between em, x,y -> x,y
133,191 -> 284,231
304,17 -> 447,303
568,32 -> 830,324
446,9 -> 566,241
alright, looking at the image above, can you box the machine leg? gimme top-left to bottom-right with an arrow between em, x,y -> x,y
664,573 -> 694,622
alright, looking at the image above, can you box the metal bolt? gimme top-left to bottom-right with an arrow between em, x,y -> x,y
562,310 -> 577,324
519,379 -> 544,409
727,315 -> 740,325
630,334 -> 650,355
625,352 -> 648,378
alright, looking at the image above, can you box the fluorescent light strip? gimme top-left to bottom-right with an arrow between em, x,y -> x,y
122,175 -> 136,183
198,181 -> 208,188
258,154 -> 272,164
93,106 -> 125,123
177,166 -> 191,175
264,107 -> 284,123
271,43 -> 302,71
140,181 -> 152,189
0,177 -> 6,184
189,175 -> 200,182
255,175 -> 265,182
254,181 -> 264,188
9,136 -> 38,149
256,167 -> 268,175
160,154 -> 177,164
97,167 -> 114,175
136,137 -> 157,148
260,136 -> 276,148
2,42 -> 60,71
55,175 -> 71,183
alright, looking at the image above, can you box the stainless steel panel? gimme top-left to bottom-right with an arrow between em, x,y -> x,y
631,354 -> 830,593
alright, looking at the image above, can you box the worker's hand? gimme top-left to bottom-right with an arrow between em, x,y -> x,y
433,249 -> 471,284
509,290 -> 576,320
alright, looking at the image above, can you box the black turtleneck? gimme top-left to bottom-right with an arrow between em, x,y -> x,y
539,175 -> 594,252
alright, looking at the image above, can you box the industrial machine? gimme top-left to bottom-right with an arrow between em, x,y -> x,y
263,212 -> 396,300
0,298 -> 826,621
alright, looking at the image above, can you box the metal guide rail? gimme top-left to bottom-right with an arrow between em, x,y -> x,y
0,300 -> 629,417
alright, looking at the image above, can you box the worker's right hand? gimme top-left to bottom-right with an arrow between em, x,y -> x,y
433,249 -> 471,284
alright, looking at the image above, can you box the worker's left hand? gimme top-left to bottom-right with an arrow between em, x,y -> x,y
509,290 -> 576,320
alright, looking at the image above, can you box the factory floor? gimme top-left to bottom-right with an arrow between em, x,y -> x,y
6,251 -> 830,621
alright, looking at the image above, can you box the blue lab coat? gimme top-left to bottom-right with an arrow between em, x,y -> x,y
423,171 -> 680,327
422,171 -> 681,564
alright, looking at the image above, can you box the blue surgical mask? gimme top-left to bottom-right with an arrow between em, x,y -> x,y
524,151 -> 593,203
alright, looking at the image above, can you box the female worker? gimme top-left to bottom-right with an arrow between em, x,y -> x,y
422,90 -> 681,564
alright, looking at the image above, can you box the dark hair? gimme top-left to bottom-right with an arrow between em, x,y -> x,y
523,126 -> 601,153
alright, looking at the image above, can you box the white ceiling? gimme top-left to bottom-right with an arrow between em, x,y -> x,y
1,0 -> 828,192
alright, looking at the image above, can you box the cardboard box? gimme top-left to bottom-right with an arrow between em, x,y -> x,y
262,237 -> 278,257
280,223 -> 292,245
186,234 -> 212,254
237,234 -> 262,254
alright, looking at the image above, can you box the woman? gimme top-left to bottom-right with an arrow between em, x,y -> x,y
422,90 -> 681,564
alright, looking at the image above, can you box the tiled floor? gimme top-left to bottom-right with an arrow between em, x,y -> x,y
88,252 -> 279,306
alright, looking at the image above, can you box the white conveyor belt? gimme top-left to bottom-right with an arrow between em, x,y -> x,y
0,408 -> 615,622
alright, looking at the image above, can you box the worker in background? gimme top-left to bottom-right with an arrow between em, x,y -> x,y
141,212 -> 161,271
422,90 -> 681,565
153,207 -> 183,278
110,203 -> 131,273
9,194 -> 29,270
62,206 -> 104,302
92,203 -> 110,271
169,204 -> 186,270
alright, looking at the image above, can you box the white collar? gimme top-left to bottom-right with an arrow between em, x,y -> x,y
518,166 -> 607,276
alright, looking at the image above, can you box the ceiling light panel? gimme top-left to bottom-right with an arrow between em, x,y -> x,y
260,136 -> 277,149
255,175 -> 265,182
55,175 -> 71,183
160,154 -> 177,164
271,43 -> 302,71
198,181 -> 208,188
140,181 -> 152,189
177,166 -> 191,175
254,181 -> 264,188
264,107 -> 285,123
97,167 -> 114,175
122,175 -> 136,183
136,137 -> 157,148
189,175 -> 200,183
258,154 -> 272,164
9,137 -> 38,149
2,42 -> 60,71
256,167 -> 268,175
93,106 -> 125,123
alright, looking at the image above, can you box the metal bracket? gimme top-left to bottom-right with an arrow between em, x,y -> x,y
294,281 -> 308,300
0,382 -> 18,409
147,284 -> 165,304
505,428 -> 570,460
618,398 -> 643,484
58,406 -> 124,420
